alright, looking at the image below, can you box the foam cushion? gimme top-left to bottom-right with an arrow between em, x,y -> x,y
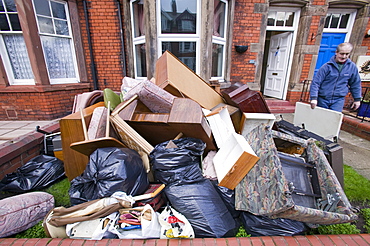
0,192 -> 54,237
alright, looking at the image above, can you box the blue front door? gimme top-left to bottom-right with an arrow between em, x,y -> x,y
314,33 -> 346,75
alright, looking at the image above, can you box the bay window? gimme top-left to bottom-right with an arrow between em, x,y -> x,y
130,0 -> 230,82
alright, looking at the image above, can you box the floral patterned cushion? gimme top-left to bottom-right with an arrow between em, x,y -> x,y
0,192 -> 54,237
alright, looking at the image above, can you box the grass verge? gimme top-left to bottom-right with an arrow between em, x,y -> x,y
13,164 -> 370,238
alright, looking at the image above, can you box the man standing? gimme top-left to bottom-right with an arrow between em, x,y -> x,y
310,42 -> 362,112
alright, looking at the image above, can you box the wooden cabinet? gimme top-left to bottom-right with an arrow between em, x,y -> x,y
222,84 -> 271,113
60,102 -> 105,181
155,51 -> 224,110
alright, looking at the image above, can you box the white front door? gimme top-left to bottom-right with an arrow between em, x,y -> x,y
263,32 -> 293,99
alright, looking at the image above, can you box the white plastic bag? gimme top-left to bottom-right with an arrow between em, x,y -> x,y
141,204 -> 161,238
158,205 -> 194,239
111,204 -> 161,239
66,212 -> 117,240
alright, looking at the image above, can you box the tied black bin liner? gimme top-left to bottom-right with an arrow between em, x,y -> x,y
0,155 -> 65,193
150,138 -> 237,238
150,137 -> 205,185
240,212 -> 307,236
69,147 -> 149,205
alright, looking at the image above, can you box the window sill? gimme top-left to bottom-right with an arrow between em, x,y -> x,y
0,83 -> 91,93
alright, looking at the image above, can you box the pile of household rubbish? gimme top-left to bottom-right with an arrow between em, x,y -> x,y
0,51 -> 357,239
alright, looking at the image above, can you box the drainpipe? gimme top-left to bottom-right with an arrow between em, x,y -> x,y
83,0 -> 99,90
116,0 -> 127,77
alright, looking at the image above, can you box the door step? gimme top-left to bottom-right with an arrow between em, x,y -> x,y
265,99 -> 295,114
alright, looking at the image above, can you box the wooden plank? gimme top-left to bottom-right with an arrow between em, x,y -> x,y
122,98 -> 216,153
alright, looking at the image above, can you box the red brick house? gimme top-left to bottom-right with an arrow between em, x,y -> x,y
0,0 -> 369,120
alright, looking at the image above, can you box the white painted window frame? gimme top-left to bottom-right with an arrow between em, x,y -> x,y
156,0 -> 201,74
323,9 -> 357,42
211,0 -> 228,82
33,0 -> 79,84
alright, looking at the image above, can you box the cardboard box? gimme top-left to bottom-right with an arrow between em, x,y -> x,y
155,51 -> 224,110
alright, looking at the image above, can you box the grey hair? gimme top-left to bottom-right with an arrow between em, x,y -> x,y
336,42 -> 353,52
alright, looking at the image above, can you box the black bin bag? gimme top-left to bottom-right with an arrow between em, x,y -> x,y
150,138 -> 237,238
240,211 -> 308,237
0,155 -> 65,193
150,137 -> 206,185
210,180 -> 241,221
69,147 -> 149,205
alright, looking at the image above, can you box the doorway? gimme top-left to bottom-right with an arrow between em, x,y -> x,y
261,7 -> 300,100
262,31 -> 293,99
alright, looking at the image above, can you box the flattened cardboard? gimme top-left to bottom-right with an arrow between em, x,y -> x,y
213,132 -> 259,190
155,51 -> 224,110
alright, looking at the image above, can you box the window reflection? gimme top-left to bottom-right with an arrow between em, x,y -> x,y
214,0 -> 226,38
212,43 -> 223,77
132,0 -> 144,38
267,11 -> 294,27
160,0 -> 197,34
135,43 -> 147,77
162,41 -> 196,71
324,13 -> 350,29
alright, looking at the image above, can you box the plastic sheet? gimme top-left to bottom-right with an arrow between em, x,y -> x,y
0,155 -> 65,193
240,212 -> 307,236
69,147 -> 149,205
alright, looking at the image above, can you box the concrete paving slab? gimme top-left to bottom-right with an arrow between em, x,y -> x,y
0,121 -> 34,129
0,129 -> 34,140
25,121 -> 57,128
0,129 -> 14,136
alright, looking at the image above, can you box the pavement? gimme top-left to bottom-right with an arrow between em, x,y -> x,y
0,113 -> 369,181
0,120 -> 59,145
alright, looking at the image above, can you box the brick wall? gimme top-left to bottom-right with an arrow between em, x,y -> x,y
230,0 -> 263,83
0,122 -> 60,180
0,86 -> 91,120
80,0 -> 125,92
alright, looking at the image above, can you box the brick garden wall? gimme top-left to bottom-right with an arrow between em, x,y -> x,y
0,122 -> 60,180
0,86 -> 91,120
